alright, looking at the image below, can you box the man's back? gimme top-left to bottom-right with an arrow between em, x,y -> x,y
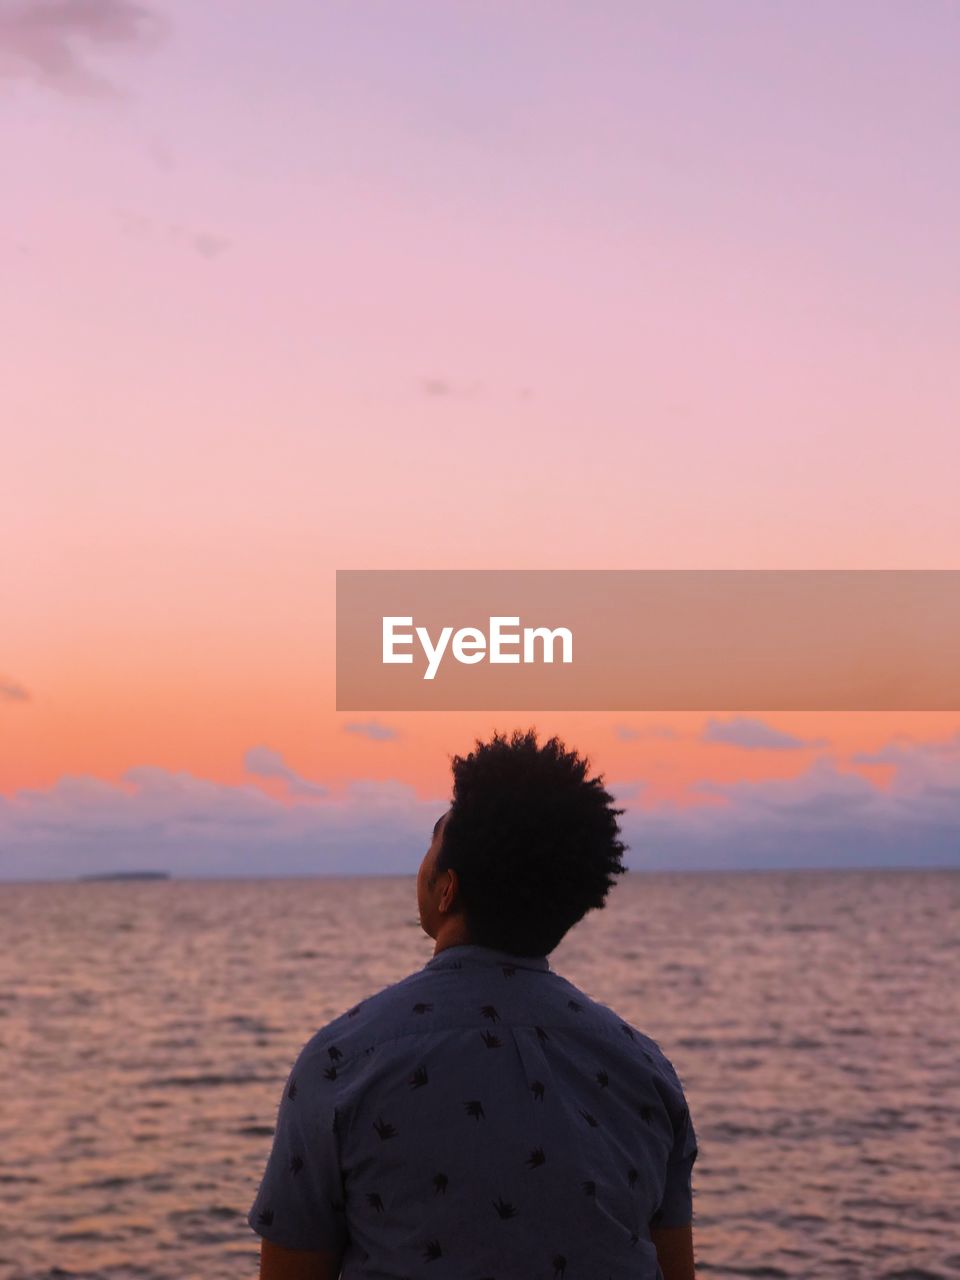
249,944 -> 698,1280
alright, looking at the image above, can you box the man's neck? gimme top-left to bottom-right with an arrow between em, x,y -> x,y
432,917 -> 471,956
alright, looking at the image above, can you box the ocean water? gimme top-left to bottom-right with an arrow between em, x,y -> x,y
0,869 -> 957,1280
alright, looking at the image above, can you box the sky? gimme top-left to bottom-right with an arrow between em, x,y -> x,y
1,0 -> 958,879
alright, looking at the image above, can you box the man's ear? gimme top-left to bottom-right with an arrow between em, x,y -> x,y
439,867 -> 459,913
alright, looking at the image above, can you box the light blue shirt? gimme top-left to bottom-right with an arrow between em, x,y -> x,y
248,943 -> 698,1279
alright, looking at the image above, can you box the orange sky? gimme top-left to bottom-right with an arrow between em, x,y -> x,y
1,3 -> 958,877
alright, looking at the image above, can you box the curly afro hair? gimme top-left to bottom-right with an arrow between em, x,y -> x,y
435,728 -> 628,956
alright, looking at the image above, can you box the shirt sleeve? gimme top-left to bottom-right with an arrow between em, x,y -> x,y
247,1042 -> 348,1254
653,1093 -> 698,1227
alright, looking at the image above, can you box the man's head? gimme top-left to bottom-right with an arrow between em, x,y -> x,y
416,728 -> 627,957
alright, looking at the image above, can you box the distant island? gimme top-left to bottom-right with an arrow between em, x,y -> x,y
76,870 -> 171,881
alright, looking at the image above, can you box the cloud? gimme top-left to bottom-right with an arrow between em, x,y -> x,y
419,376 -> 480,399
118,212 -> 232,262
422,377 -> 452,397
344,720 -> 399,742
852,730 -> 960,766
852,746 -> 908,765
702,716 -> 827,751
689,758 -> 876,819
191,232 -> 230,260
0,767 -> 445,880
419,377 -> 530,401
621,751 -> 960,871
615,724 -> 680,742
243,746 -> 328,799
0,0 -> 164,97
168,223 -> 230,260
244,746 -> 293,781
1,743 -> 957,881
144,135 -> 174,171
849,729 -> 960,785
0,677 -> 30,702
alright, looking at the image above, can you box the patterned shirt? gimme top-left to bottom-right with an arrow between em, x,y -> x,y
248,943 -> 698,1279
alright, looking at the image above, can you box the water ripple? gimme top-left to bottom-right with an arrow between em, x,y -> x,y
0,869 -> 957,1279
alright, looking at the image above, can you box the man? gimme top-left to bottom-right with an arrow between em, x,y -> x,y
248,729 -> 698,1279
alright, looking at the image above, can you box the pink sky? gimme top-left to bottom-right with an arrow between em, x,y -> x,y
1,1 -> 958,877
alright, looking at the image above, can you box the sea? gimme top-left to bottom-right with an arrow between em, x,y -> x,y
0,869 -> 957,1280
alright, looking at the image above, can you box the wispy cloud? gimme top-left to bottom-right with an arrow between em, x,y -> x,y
0,677 -> 30,703
421,377 -> 452,397
144,135 -> 174,170
0,0 -> 164,98
117,211 -> 232,261
852,730 -> 960,766
702,716 -> 827,752
419,376 -> 531,401
344,720 -> 399,742
850,729 -> 960,774
244,746 -> 327,798
190,231 -> 230,260
419,376 -> 481,399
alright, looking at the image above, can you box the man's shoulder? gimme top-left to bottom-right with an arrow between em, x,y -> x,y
545,972 -> 681,1074
291,958 -> 681,1080
292,963 -> 440,1066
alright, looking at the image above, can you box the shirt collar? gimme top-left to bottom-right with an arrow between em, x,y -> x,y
424,944 -> 550,973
